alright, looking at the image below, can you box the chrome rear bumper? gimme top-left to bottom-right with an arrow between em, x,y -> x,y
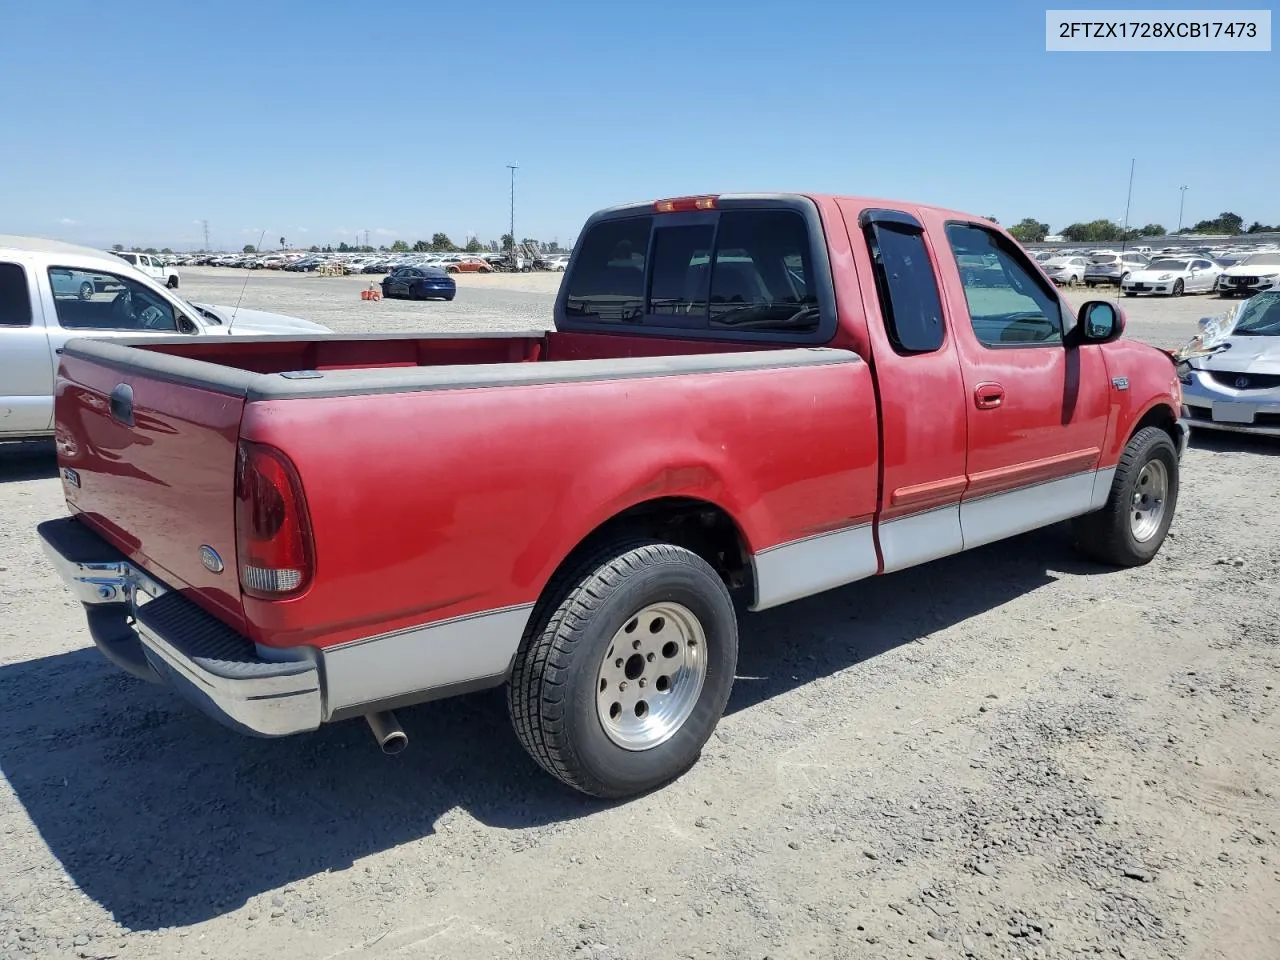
38,517 -> 322,737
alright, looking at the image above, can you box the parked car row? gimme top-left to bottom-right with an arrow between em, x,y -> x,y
1035,245 -> 1280,299
186,248 -> 573,276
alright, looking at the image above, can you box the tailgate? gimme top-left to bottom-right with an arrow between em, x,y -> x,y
55,347 -> 247,629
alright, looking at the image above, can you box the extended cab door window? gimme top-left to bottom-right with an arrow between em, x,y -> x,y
46,266 -> 180,332
862,218 -> 945,354
944,223 -> 1064,347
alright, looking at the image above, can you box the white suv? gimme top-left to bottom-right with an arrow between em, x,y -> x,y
111,250 -> 181,289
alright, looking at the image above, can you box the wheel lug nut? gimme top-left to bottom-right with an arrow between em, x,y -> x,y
615,658 -> 624,668
632,639 -> 641,650
619,681 -> 628,691
639,678 -> 647,688
646,652 -> 655,662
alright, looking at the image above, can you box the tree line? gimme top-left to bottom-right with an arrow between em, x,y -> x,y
1005,212 -> 1280,244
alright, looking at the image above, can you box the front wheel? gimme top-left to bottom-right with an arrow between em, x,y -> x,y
508,540 -> 738,799
167,276 -> 179,289
1072,426 -> 1179,567
78,281 -> 94,300
1172,279 -> 1184,297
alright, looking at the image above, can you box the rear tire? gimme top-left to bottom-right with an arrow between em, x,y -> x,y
1072,426 -> 1179,568
167,276 -> 179,289
508,539 -> 738,799
78,281 -> 93,300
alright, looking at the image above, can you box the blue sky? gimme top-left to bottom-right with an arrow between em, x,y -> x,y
1,0 -> 1275,251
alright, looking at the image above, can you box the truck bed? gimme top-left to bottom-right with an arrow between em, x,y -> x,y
53,331 -> 878,672
137,329 -> 778,377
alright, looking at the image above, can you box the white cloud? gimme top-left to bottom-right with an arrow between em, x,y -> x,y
296,226 -> 309,233
58,217 -> 80,225
374,227 -> 396,236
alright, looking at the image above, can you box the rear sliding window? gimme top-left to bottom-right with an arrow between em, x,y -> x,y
564,208 -> 821,335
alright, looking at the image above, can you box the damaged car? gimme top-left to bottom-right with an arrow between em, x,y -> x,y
1176,291 -> 1280,437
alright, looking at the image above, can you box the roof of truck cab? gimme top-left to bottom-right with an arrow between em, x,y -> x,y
593,193 -> 996,225
0,234 -> 116,257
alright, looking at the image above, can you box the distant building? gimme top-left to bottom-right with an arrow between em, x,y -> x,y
1044,234 -> 1065,243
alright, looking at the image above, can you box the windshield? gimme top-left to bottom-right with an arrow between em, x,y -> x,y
1148,259 -> 1188,271
1239,253 -> 1280,268
1232,294 -> 1280,336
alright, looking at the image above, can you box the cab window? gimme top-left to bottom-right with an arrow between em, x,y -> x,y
47,267 -> 179,332
945,223 -> 1063,347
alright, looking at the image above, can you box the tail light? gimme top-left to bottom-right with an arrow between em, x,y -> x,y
235,441 -> 314,599
654,195 -> 717,213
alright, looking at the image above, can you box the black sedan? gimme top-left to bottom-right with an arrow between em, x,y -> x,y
380,266 -> 456,301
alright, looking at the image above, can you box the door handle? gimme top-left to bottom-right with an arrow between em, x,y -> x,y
109,383 -> 135,426
974,382 -> 1005,410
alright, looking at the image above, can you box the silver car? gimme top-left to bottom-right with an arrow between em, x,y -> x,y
1041,255 -> 1089,286
1084,252 -> 1149,287
1178,291 -> 1280,437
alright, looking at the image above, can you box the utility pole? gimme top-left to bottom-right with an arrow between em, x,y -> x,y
201,219 -> 210,252
1177,185 -> 1189,232
506,163 -> 518,253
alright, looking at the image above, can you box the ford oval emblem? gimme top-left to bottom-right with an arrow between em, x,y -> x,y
199,545 -> 225,574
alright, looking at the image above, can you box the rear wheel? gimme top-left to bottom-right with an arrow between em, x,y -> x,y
167,276 -> 178,289
508,540 -> 738,798
1072,426 -> 1179,567
78,281 -> 93,300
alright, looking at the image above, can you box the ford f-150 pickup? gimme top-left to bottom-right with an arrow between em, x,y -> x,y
38,193 -> 1188,799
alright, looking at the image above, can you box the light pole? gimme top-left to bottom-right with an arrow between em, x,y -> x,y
1177,185 -> 1189,232
506,163 -> 518,255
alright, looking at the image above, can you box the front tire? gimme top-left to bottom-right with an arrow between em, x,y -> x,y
1072,426 -> 1179,567
78,281 -> 93,300
167,276 -> 179,289
508,540 -> 738,799
1172,279 -> 1184,297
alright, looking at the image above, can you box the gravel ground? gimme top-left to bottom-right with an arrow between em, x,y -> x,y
1,268 -> 1277,960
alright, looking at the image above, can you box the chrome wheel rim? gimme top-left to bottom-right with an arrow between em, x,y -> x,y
1131,459 -> 1168,542
595,602 -> 707,751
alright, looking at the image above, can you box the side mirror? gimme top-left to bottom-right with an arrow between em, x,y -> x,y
1072,300 -> 1125,345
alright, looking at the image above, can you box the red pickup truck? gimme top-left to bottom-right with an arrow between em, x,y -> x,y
39,193 -> 1187,799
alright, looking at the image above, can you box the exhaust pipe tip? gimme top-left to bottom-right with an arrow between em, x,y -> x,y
365,710 -> 408,756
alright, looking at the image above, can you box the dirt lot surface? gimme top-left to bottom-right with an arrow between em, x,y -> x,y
2,269 -> 1277,960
